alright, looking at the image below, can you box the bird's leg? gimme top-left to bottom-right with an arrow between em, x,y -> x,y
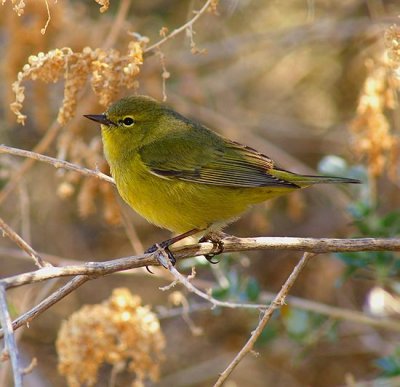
145,228 -> 201,268
198,231 -> 226,264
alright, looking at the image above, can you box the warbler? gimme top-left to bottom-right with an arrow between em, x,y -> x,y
85,95 -> 359,263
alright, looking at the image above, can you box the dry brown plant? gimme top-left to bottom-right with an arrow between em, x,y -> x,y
11,41 -> 145,125
2,0 -> 110,17
350,24 -> 400,197
56,288 -> 165,387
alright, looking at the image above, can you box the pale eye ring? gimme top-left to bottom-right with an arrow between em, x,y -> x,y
121,116 -> 135,126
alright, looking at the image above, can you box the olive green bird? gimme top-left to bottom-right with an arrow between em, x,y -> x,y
85,95 -> 359,264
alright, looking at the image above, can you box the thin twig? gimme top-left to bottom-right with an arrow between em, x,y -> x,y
0,285 -> 22,387
214,252 -> 315,386
0,216 -> 50,268
0,276 -> 89,340
103,0 -> 131,49
262,292 -> 400,332
144,0 -> 214,54
0,122 -> 62,205
118,201 -> 144,255
0,145 -> 114,184
160,264 -> 264,310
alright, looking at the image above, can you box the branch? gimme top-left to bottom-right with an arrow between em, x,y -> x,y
176,236 -> 400,257
0,216 -> 51,268
0,286 -> 22,387
3,247 -> 399,333
1,236 -> 399,291
214,252 -> 315,386
159,258 -> 264,310
0,122 -> 62,206
0,145 -> 114,184
263,292 -> 400,332
4,276 -> 90,338
144,0 -> 214,54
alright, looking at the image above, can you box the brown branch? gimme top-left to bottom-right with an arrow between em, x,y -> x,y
102,0 -> 131,50
0,286 -> 22,387
159,259 -> 264,310
214,252 -> 315,386
263,292 -> 400,332
0,276 -> 90,341
0,235 -> 397,341
0,122 -> 62,205
1,236 -> 399,291
0,236 -> 398,291
144,0 -> 214,54
0,145 -> 114,184
2,246 -> 399,333
176,236 -> 400,256
0,216 -> 51,268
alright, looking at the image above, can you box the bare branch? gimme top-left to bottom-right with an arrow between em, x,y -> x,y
0,236 -> 399,340
176,236 -> 400,257
0,286 -> 23,387
0,216 -> 51,268
0,276 -> 89,340
263,292 -> 400,332
144,0 -> 214,54
159,262 -> 264,310
214,252 -> 315,386
0,145 -> 114,184
1,236 -> 399,291
0,122 -> 62,206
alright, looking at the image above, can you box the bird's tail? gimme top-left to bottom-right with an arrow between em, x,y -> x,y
270,168 -> 361,188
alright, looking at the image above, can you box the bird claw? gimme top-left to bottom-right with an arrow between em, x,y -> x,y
145,242 -> 176,269
144,229 -> 200,270
199,235 -> 224,264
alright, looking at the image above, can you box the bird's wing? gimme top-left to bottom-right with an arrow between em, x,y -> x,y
139,133 -> 298,188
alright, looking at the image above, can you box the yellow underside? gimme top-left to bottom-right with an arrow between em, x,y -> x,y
112,156 -> 297,233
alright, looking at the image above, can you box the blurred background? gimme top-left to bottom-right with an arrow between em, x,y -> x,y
0,0 -> 400,386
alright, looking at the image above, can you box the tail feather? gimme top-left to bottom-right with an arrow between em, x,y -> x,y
270,169 -> 361,187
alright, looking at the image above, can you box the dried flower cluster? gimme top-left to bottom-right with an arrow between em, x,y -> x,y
350,28 -> 400,185
385,25 -> 400,67
56,288 -> 165,387
1,0 -> 26,16
95,0 -> 110,13
2,0 -> 110,16
350,61 -> 396,177
11,40 -> 145,125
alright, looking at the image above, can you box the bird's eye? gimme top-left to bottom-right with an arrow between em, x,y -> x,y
120,116 -> 135,126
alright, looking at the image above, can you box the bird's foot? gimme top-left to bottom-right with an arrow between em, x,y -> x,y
144,228 -> 201,270
199,233 -> 225,264
145,241 -> 176,270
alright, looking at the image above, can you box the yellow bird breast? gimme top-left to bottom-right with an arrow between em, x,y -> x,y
111,155 -> 294,234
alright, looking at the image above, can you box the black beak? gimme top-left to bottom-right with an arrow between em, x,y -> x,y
83,114 -> 116,126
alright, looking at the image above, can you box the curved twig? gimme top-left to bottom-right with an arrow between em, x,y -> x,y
144,0 -> 214,54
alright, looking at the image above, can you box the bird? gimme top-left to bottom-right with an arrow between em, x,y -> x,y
84,95 -> 360,265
